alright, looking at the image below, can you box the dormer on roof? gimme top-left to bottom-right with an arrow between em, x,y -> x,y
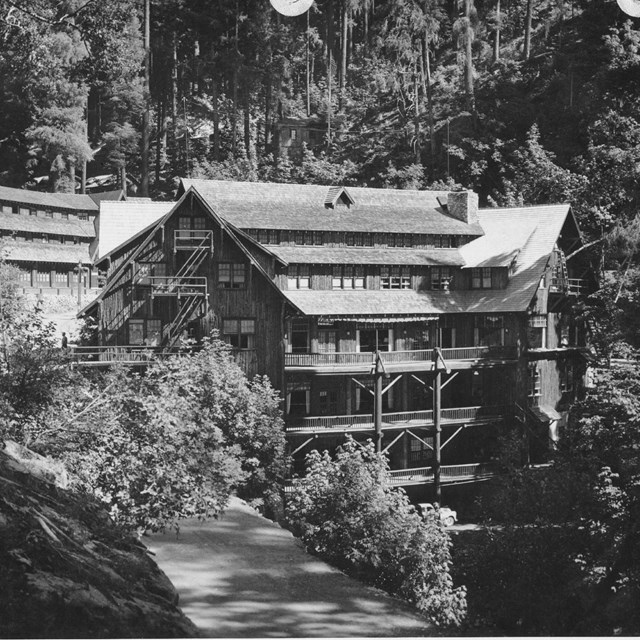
324,186 -> 355,209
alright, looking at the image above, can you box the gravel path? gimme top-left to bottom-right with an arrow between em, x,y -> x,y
147,497 -> 437,637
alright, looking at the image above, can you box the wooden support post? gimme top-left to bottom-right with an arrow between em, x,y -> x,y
433,347 -> 442,504
374,350 -> 383,453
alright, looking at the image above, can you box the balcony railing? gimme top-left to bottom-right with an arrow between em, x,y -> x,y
285,345 -> 517,368
286,405 -> 509,433
550,277 -> 585,295
71,345 -> 193,366
389,462 -> 496,486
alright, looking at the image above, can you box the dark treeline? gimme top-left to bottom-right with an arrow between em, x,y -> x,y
1,0 -> 640,236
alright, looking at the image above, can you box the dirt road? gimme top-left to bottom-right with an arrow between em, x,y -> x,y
147,498 -> 436,637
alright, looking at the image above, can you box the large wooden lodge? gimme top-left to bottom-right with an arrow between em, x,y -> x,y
80,179 -> 593,496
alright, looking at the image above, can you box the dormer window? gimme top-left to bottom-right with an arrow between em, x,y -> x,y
431,267 -> 452,290
324,186 -> 355,209
471,267 -> 492,289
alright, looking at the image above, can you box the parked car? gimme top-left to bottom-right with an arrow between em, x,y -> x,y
418,502 -> 458,527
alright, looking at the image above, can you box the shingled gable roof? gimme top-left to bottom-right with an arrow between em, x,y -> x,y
324,186 -> 354,208
0,210 -> 94,238
0,185 -> 97,212
283,203 -> 575,317
93,201 -> 173,262
80,187 -> 301,316
2,240 -> 91,265
179,179 -> 485,236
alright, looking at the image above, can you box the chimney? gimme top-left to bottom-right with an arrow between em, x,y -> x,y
446,191 -> 479,226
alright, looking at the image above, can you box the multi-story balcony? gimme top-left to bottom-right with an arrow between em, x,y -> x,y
284,345 -> 518,375
286,405 -> 509,435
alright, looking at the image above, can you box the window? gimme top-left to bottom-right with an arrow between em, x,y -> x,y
528,363 -> 541,401
19,207 -> 29,215
317,330 -> 336,353
319,390 -> 338,415
474,315 -> 504,346
332,265 -> 365,289
41,234 -> 49,243
219,263 -> 247,289
29,210 -> 37,216
137,262 -> 167,283
127,318 -> 163,346
358,328 -> 390,352
78,213 -> 88,221
287,265 -> 310,290
290,320 -> 309,353
258,229 -> 269,244
364,234 -> 374,247
381,266 -> 411,289
431,267 -> 452,290
560,361 -> 574,393
222,318 -> 255,349
45,211 -> 53,218
286,382 -> 310,416
290,128 -> 298,141
409,436 -> 433,463
295,231 -> 304,245
312,231 -> 323,245
472,267 -> 492,289
268,229 -> 279,244
61,212 -> 69,220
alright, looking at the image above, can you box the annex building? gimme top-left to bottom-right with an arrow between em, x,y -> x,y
0,185 -> 124,295
80,179 -> 594,495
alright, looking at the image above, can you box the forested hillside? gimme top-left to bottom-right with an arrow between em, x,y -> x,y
1,0 -> 639,235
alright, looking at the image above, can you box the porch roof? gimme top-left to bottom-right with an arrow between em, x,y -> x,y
2,241 -> 92,264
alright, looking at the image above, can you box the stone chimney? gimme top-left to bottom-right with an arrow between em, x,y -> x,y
447,191 -> 479,226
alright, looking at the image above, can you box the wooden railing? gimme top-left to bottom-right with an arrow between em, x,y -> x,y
285,405 -> 509,433
71,345 -> 192,365
550,277 -> 585,295
389,462 -> 496,485
285,345 -> 517,368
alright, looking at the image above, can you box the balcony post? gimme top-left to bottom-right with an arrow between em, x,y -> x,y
374,350 -> 383,453
433,348 -> 442,504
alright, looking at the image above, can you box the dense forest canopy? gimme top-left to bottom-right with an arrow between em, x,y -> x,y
1,0 -> 640,236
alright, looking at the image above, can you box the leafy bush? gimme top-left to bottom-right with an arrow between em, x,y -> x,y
286,437 -> 466,627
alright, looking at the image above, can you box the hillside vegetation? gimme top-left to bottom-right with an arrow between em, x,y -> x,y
0,1 -> 639,237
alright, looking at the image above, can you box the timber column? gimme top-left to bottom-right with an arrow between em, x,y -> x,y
433,347 -> 442,504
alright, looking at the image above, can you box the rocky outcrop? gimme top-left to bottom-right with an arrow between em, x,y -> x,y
0,442 -> 198,638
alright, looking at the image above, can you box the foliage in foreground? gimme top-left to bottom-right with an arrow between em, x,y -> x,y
1,298 -> 287,533
286,438 -> 466,627
454,363 -> 640,635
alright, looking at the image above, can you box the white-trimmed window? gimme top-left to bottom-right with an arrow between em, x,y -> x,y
219,263 -> 247,289
223,318 -> 255,349
287,265 -> 310,289
471,267 -> 492,289
381,266 -> 411,289
290,320 -> 309,353
332,265 -> 364,289
319,389 -> 338,415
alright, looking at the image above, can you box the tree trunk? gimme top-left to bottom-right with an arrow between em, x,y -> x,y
340,3 -> 348,111
140,0 -> 150,197
232,65 -> 238,158
421,33 -> 435,177
464,0 -> 475,117
524,0 -> 533,60
306,11 -> 311,117
212,78 -> 220,161
171,32 -> 178,129
244,86 -> 251,158
264,72 -> 272,156
327,0 -> 334,144
493,0 -> 501,63
413,70 -> 420,165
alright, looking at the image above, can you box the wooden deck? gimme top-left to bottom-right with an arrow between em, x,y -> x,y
286,405 -> 509,435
